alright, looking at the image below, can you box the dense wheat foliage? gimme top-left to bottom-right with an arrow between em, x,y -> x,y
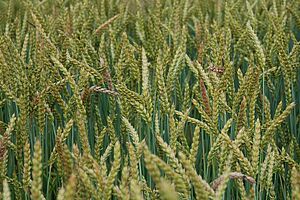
0,0 -> 299,199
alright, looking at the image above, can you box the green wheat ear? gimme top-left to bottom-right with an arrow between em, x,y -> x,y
0,0 -> 299,199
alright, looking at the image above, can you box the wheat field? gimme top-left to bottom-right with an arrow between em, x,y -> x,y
0,0 -> 299,199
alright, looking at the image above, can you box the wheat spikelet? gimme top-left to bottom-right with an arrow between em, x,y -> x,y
104,141 -> 121,200
200,79 -> 211,117
157,179 -> 178,200
156,52 -> 170,114
178,152 -> 214,199
128,143 -> 139,182
57,187 -> 65,200
122,117 -> 140,147
94,14 -> 120,34
147,151 -> 189,198
57,143 -> 73,181
190,126 -> 200,166
130,180 -> 144,200
220,119 -> 254,176
169,107 -> 178,149
166,44 -> 184,96
234,127 -> 246,148
3,179 -> 11,200
22,139 -> 31,192
237,96 -> 247,131
207,135 -> 223,164
266,151 -> 275,192
175,110 -> 212,134
263,96 -> 271,126
235,165 -> 247,200
143,147 -> 161,184
64,174 -> 77,200
246,22 -> 265,69
251,119 -> 261,175
119,165 -> 130,200
100,141 -> 115,165
262,102 -> 295,146
117,84 -> 151,123
291,166 -> 300,200
192,99 -> 217,135
95,127 -> 107,162
78,167 -> 98,199
31,140 -> 43,200
214,155 -> 232,200
154,134 -> 182,174
260,145 -> 272,187
249,89 -> 258,130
